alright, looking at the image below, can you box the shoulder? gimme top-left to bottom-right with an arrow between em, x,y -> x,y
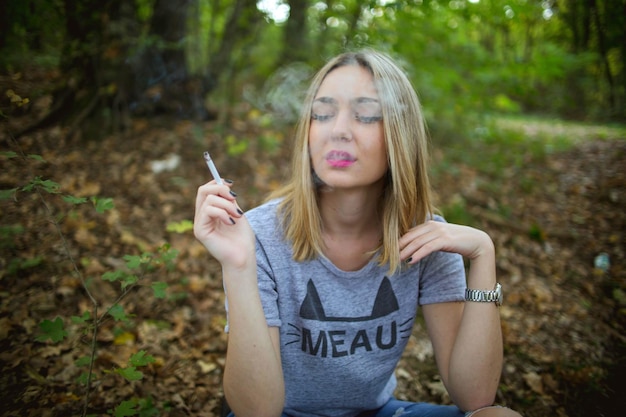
245,198 -> 280,219
245,198 -> 283,238
430,213 -> 448,224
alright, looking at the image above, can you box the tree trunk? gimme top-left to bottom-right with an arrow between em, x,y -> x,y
15,0 -> 112,138
281,0 -> 309,63
127,0 -> 212,120
206,0 -> 261,123
589,0 -> 616,114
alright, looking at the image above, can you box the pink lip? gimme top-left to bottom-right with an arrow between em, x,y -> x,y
326,150 -> 356,168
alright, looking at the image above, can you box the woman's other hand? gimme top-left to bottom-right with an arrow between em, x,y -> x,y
400,220 -> 494,264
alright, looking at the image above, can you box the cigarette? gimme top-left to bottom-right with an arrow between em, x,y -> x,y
203,152 -> 223,185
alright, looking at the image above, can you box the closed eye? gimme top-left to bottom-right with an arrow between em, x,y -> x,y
311,113 -> 334,122
355,114 -> 382,124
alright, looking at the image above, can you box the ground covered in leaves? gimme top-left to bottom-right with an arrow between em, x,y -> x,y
1,106 -> 625,417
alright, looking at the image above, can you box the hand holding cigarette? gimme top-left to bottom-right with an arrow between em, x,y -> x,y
200,150 -> 241,224
194,151 -> 254,266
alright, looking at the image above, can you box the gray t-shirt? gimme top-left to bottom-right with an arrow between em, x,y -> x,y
226,198 -> 466,417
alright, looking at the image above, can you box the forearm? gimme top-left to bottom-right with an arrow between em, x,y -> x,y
222,265 -> 285,417
447,237 -> 503,410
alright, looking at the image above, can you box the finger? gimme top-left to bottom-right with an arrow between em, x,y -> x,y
402,235 -> 442,264
195,182 -> 237,215
400,223 -> 443,263
201,193 -> 242,225
194,195 -> 235,231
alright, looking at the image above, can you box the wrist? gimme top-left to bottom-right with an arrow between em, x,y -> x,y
465,282 -> 503,306
468,231 -> 495,261
222,255 -> 257,276
466,237 -> 497,291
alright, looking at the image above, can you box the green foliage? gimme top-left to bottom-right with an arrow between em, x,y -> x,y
225,133 -> 249,156
36,317 -> 68,343
63,195 -> 89,204
0,224 -> 24,248
151,282 -> 168,299
166,219 -> 194,233
130,350 -> 155,367
92,196 -> 115,213
0,188 -> 18,200
109,304 -> 132,322
2,150 -> 179,416
7,256 -> 44,275
259,133 -> 283,155
22,177 -> 60,194
72,311 -> 92,329
111,400 -> 139,417
440,195 -> 475,227
115,366 -> 144,382
109,397 -> 159,417
528,223 -> 546,243
0,0 -> 63,71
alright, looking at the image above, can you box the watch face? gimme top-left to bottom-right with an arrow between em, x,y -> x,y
495,283 -> 503,306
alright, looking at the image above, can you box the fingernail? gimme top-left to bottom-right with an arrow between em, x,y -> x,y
406,257 -> 413,264
229,190 -> 237,197
224,178 -> 234,184
237,208 -> 244,215
229,217 -> 236,225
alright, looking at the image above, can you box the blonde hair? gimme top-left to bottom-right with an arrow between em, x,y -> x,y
268,49 -> 434,275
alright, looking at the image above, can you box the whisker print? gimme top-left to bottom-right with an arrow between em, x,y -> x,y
285,323 -> 302,346
399,317 -> 414,339
399,317 -> 414,327
288,323 -> 302,333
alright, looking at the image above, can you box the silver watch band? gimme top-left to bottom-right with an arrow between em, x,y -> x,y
465,282 -> 502,306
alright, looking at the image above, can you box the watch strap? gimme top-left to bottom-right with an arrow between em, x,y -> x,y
465,282 -> 502,306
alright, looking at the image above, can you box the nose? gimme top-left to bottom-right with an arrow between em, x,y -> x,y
330,108 -> 353,141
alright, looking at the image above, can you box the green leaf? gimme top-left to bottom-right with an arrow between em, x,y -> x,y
22,177 -> 60,194
121,275 -> 138,290
129,350 -> 155,367
63,195 -> 88,205
166,219 -> 194,233
36,317 -> 68,342
27,154 -> 46,162
116,366 -> 143,382
102,270 -> 126,282
0,188 -> 18,200
112,399 -> 139,417
71,310 -> 92,324
137,397 -> 159,417
1,151 -> 18,159
38,179 -> 61,194
109,304 -> 129,322
76,371 -> 90,385
75,356 -> 92,367
124,254 -> 145,269
151,282 -> 168,299
153,244 -> 178,271
92,196 -> 115,213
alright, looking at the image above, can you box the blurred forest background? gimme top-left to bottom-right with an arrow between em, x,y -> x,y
0,1 -> 625,417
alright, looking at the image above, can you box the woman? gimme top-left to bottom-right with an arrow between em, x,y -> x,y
194,50 -> 522,417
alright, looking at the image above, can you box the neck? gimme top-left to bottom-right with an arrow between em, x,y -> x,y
318,187 -> 383,237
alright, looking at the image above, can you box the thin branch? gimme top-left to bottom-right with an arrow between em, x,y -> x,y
8,132 -> 99,417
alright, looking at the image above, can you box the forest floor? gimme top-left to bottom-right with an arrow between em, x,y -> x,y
1,93 -> 625,417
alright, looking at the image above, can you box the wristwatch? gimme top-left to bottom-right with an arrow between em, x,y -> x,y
465,282 -> 502,306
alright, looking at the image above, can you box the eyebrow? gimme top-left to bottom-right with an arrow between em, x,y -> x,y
313,97 -> 380,105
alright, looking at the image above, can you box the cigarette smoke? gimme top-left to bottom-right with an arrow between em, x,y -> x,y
243,62 -> 313,125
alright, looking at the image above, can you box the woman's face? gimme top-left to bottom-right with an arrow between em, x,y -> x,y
308,65 -> 388,191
